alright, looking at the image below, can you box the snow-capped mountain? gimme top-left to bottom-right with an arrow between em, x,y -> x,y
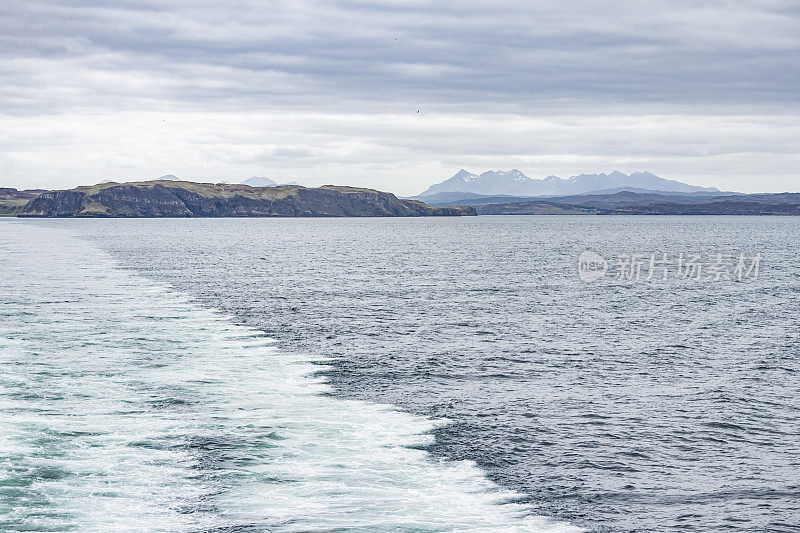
419,169 -> 718,196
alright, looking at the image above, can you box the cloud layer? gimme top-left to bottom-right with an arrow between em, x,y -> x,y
1,1 -> 798,192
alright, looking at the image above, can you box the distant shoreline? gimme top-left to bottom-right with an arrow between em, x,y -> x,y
3,181 -> 799,217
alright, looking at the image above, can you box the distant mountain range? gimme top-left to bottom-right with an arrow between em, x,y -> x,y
418,170 -> 720,197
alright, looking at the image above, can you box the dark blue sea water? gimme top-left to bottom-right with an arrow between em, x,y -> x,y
2,216 -> 799,532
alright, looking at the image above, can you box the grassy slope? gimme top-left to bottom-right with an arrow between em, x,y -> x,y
73,180 -> 356,200
0,198 -> 30,216
78,180 -> 300,197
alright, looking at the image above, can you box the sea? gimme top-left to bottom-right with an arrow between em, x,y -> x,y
1,216 -> 798,532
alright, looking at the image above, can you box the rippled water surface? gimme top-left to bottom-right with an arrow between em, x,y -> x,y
3,216 -> 800,532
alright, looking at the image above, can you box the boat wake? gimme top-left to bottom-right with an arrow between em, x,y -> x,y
0,221 -> 579,532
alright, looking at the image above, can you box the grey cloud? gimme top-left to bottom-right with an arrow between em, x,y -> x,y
1,0 -> 798,115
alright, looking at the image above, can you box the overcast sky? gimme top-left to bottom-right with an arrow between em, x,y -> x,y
1,0 -> 798,194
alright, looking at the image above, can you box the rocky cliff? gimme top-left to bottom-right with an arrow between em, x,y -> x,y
0,187 -> 46,216
19,181 -> 476,218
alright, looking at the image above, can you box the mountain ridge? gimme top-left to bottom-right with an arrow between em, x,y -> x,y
419,169 -> 720,197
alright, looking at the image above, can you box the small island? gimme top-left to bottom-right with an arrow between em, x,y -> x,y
12,180 -> 476,218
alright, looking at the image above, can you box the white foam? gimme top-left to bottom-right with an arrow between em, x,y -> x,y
0,220 -> 581,532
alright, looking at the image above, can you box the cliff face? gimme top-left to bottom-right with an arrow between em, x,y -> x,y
0,187 -> 45,216
19,181 -> 476,218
